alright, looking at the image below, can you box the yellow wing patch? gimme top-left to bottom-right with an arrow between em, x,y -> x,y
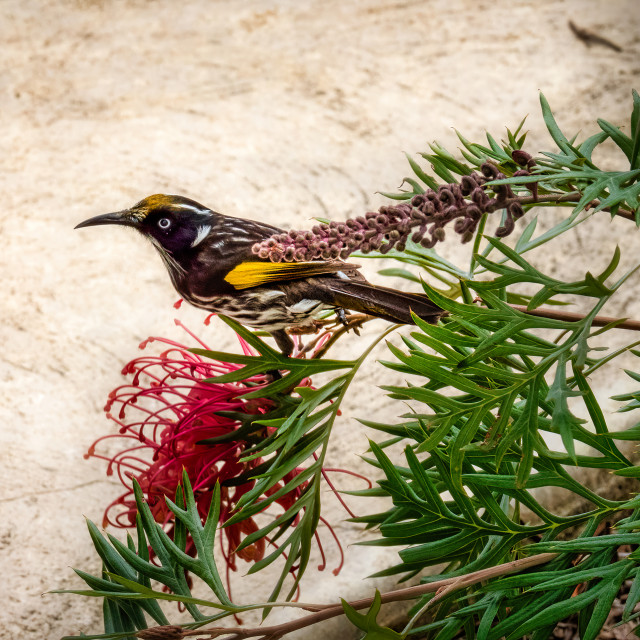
224,260 -> 357,290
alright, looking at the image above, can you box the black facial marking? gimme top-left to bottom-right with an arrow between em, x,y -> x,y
142,209 -> 198,254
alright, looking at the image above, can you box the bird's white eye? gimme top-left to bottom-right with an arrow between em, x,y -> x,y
158,217 -> 172,230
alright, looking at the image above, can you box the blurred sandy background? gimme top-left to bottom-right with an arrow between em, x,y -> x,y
1,1 -> 639,637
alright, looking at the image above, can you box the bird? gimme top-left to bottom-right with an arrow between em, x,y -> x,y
75,194 -> 444,356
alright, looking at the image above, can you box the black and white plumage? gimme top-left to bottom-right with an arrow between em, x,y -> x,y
76,194 -> 444,356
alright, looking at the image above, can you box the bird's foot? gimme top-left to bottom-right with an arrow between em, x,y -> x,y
336,307 -> 349,327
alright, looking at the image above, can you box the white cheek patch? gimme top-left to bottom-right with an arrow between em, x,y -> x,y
191,224 -> 212,247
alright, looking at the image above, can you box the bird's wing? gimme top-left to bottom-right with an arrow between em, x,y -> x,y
223,260 -> 360,290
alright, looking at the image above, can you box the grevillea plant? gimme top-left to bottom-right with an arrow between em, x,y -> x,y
58,91 -> 640,640
84,323 -> 348,592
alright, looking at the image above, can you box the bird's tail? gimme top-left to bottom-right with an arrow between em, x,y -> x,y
325,281 -> 444,325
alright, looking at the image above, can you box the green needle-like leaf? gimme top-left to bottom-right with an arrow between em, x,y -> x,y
341,590 -> 406,639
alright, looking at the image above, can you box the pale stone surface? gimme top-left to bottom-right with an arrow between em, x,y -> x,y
1,1 -> 639,637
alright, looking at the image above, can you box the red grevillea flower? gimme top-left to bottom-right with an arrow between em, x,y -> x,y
85,320 -> 327,577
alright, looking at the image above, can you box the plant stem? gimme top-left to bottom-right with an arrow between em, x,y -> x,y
469,212 -> 488,274
510,305 -> 640,332
303,304 -> 640,368
154,553 -> 557,639
511,192 -> 635,221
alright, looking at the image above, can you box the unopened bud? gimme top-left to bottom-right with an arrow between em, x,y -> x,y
511,149 -> 532,167
433,227 -> 446,242
509,202 -> 525,220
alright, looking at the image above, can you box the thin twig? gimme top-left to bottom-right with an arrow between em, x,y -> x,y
139,553 -> 557,639
301,303 -> 640,371
312,314 -> 371,359
511,305 -> 640,332
507,192 -> 635,221
568,20 -> 623,53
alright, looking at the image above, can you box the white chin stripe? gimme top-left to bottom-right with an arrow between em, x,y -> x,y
191,225 -> 212,247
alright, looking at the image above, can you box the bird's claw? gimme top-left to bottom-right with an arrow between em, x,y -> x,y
336,308 -> 349,327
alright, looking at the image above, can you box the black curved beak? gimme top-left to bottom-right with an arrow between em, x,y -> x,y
75,210 -> 138,229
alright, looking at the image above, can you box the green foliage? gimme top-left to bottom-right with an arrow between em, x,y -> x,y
54,472 -> 240,638
194,316 -> 395,602
490,92 -> 640,221
406,549 -> 636,640
62,91 -> 640,639
356,90 -> 640,637
342,591 -> 406,639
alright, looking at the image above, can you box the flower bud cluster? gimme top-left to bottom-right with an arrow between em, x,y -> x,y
511,148 -> 538,201
252,159 -> 532,262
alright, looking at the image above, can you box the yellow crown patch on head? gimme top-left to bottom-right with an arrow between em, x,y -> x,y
129,194 -> 211,222
132,194 -> 174,219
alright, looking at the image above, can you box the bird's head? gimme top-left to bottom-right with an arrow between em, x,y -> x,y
75,194 -> 215,255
